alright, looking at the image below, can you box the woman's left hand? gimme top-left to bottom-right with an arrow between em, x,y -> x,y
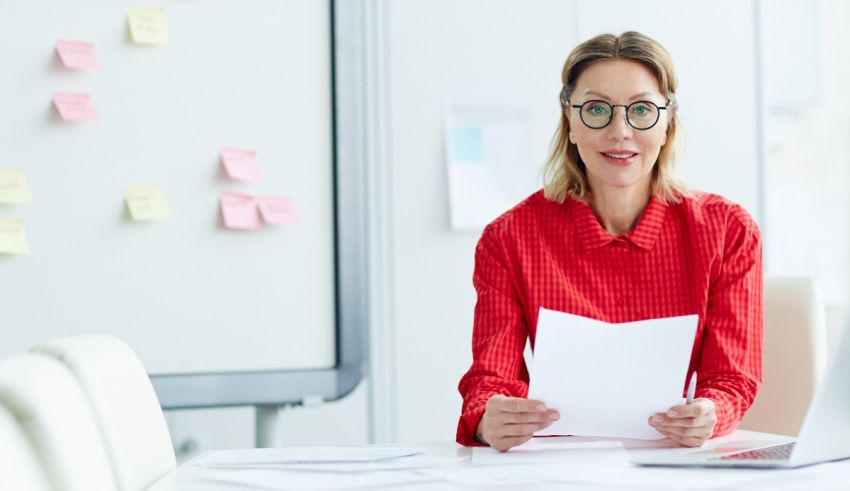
648,398 -> 717,447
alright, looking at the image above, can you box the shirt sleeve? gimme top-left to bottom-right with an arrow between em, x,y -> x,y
696,208 -> 764,437
456,226 -> 530,446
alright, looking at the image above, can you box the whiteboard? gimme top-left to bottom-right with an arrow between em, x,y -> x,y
0,0 -> 339,378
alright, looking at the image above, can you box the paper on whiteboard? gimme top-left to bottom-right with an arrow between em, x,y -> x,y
528,309 -> 698,439
444,104 -> 539,230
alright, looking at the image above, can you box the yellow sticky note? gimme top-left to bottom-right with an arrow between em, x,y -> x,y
0,169 -> 32,203
0,219 -> 30,255
128,7 -> 169,45
125,186 -> 171,221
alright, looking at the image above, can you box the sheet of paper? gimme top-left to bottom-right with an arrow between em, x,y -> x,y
220,148 -> 261,181
0,218 -> 30,255
0,169 -> 33,203
424,463 -> 577,487
191,446 -> 427,467
444,104 -> 539,230
128,7 -> 169,45
55,40 -> 100,69
192,467 -> 437,491
256,195 -> 299,225
125,186 -> 171,221
52,92 -> 97,121
219,192 -> 261,230
203,454 -> 467,474
528,309 -> 699,439
472,440 -> 628,466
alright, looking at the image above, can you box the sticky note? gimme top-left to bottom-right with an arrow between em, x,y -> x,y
450,126 -> 484,161
256,196 -> 299,225
220,148 -> 261,181
52,92 -> 98,121
128,7 -> 169,45
220,192 -> 261,230
55,40 -> 100,69
125,186 -> 171,221
0,169 -> 33,204
0,219 -> 30,255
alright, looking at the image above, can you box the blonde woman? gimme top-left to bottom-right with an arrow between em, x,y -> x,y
457,31 -> 762,451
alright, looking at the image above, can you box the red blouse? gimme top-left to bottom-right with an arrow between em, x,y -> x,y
456,190 -> 763,446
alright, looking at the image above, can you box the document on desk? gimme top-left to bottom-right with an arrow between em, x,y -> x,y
191,446 -> 427,467
528,308 -> 698,440
473,440 -> 628,466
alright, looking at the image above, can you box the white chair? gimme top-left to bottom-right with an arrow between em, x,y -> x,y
33,335 -> 176,491
0,404 -> 54,491
0,353 -> 117,491
740,277 -> 828,436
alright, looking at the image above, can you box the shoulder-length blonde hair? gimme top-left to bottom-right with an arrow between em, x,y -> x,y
543,31 -> 688,204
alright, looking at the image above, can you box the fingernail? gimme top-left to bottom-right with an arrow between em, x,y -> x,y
550,412 -> 560,421
536,404 -> 546,411
668,410 -> 678,417
651,415 -> 661,422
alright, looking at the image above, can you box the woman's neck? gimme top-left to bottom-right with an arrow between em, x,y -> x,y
588,184 -> 651,237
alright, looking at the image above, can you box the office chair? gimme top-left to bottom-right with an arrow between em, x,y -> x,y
0,404 -> 54,491
0,353 -> 117,491
33,335 -> 177,491
740,276 -> 828,436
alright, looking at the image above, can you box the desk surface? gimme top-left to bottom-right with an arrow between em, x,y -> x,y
147,431 -> 850,491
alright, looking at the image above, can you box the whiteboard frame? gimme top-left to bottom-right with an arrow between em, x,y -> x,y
150,0 -> 367,409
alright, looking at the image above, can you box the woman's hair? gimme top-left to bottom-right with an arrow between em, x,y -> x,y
542,31 -> 688,204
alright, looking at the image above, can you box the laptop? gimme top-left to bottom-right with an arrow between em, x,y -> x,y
631,324 -> 850,468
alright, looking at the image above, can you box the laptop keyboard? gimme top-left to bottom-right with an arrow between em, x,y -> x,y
719,442 -> 796,461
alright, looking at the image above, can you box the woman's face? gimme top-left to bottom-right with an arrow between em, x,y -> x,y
567,59 -> 669,197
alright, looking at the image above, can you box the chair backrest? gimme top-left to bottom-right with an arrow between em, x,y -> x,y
33,335 -> 176,491
0,404 -> 54,491
740,277 -> 828,436
0,353 -> 117,491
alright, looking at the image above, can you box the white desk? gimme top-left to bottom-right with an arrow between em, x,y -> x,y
147,431 -> 850,491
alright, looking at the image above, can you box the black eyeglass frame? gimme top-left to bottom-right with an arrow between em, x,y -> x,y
559,87 -> 671,131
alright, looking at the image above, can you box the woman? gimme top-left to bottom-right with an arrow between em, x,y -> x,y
456,31 -> 762,452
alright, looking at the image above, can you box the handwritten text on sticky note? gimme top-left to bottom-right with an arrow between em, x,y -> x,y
55,40 -> 100,69
53,92 -> 98,121
128,7 -> 169,45
0,170 -> 33,204
221,148 -> 261,181
125,186 -> 171,221
256,196 -> 299,225
220,192 -> 262,230
0,219 -> 31,255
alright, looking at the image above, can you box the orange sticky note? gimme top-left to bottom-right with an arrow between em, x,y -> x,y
55,40 -> 100,69
220,148 -> 261,181
52,92 -> 98,121
220,192 -> 261,230
256,196 -> 299,225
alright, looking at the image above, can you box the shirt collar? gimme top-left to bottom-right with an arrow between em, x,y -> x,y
571,194 -> 667,254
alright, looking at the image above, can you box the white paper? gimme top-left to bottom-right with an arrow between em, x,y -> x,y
204,454 -> 468,473
528,309 -> 699,439
444,104 -> 539,230
192,468 -> 437,491
190,446 -> 427,467
472,439 -> 628,466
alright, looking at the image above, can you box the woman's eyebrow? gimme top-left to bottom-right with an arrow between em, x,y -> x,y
581,90 -> 658,101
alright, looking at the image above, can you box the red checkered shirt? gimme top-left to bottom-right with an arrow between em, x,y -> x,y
456,190 -> 763,446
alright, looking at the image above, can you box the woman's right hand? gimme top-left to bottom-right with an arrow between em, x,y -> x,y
475,395 -> 560,451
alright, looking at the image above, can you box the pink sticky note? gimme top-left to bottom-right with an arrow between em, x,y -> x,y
52,92 -> 98,121
55,40 -> 100,69
220,148 -> 261,181
256,196 -> 299,225
220,192 -> 262,230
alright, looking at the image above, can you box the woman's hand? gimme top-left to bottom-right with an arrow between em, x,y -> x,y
648,398 -> 717,447
475,395 -> 560,452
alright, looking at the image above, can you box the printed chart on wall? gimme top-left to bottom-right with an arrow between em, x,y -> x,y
444,104 -> 540,231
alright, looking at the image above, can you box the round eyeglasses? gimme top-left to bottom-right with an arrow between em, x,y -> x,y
567,99 -> 669,131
